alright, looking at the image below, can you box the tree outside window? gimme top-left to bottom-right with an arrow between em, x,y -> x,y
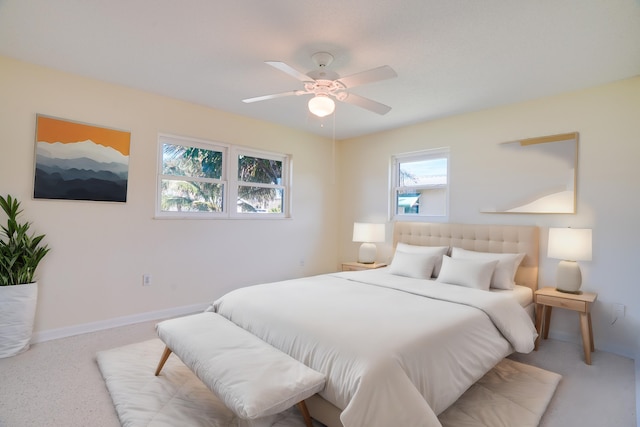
236,155 -> 284,213
161,143 -> 224,212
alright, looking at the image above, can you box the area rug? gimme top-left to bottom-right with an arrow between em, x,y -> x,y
438,357 -> 561,427
96,338 -> 560,427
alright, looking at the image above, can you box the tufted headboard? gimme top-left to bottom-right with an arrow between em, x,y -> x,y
393,222 -> 539,291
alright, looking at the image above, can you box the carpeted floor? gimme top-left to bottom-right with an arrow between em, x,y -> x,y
96,338 -> 560,427
0,319 -> 636,427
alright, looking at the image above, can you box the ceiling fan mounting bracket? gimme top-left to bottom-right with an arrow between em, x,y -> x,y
311,52 -> 334,68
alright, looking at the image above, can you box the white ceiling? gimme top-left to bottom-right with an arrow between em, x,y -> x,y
1,0 -> 639,140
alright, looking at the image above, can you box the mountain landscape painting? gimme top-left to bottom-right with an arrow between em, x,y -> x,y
34,115 -> 130,202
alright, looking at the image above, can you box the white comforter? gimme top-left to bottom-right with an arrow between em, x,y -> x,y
209,269 -> 537,427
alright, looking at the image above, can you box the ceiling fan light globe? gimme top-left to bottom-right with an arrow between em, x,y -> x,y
308,95 -> 335,117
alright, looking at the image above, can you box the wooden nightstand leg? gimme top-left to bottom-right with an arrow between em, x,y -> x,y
580,312 -> 592,365
588,312 -> 595,352
543,306 -> 552,339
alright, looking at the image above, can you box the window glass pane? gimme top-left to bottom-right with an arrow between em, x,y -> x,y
161,179 -> 223,212
399,158 -> 447,186
163,143 -> 222,179
396,188 -> 446,216
397,191 -> 420,214
393,148 -> 449,219
238,155 -> 282,184
237,186 -> 283,213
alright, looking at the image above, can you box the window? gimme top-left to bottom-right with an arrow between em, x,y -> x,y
157,134 -> 290,218
391,148 -> 449,220
231,149 -> 288,215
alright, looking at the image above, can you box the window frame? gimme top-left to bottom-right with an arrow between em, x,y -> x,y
390,147 -> 450,222
155,133 -> 291,219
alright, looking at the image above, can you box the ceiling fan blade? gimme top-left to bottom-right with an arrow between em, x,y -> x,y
265,61 -> 313,83
338,65 -> 397,88
242,90 -> 306,104
340,92 -> 392,115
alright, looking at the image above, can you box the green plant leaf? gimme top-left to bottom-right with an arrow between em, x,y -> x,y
0,195 -> 50,286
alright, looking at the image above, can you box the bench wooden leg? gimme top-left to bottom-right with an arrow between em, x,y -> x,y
154,345 -> 173,376
297,400 -> 313,427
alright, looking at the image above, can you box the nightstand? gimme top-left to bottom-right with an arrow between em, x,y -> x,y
534,286 -> 598,364
341,262 -> 387,272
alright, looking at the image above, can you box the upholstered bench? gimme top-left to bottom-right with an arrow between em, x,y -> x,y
155,312 -> 325,427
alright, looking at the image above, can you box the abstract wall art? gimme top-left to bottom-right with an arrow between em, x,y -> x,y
34,115 -> 131,202
481,132 -> 578,214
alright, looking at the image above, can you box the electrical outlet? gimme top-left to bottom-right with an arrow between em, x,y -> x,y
142,274 -> 152,286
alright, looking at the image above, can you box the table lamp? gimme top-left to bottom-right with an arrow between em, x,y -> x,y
547,228 -> 592,294
352,223 -> 385,264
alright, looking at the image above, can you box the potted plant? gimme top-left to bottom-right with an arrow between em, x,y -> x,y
0,195 -> 50,358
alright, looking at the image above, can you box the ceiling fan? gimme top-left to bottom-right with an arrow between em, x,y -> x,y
242,52 -> 397,117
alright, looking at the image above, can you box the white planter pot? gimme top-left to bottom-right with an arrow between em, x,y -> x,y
0,282 -> 38,358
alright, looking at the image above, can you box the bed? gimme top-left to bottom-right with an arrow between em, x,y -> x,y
208,222 -> 539,427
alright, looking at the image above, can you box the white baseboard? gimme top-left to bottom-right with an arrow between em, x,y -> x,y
31,302 -> 211,344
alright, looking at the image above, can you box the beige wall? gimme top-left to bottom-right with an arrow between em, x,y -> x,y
0,56 -> 339,335
2,54 -> 639,360
338,76 -> 640,358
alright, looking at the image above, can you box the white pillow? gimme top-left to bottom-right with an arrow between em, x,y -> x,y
436,256 -> 498,290
450,247 -> 525,290
389,251 -> 437,279
395,243 -> 449,277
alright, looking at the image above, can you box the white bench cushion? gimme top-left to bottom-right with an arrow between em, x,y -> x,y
156,312 -> 326,420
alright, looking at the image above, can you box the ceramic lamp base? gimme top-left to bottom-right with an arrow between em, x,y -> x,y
555,260 -> 582,294
358,243 -> 377,264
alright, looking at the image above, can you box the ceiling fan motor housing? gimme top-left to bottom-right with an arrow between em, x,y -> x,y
304,79 -> 346,97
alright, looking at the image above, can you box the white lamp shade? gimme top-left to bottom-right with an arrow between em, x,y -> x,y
308,95 -> 335,117
352,223 -> 386,243
547,228 -> 592,261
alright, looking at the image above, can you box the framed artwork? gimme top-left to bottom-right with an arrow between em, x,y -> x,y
481,132 -> 578,214
34,115 -> 131,202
